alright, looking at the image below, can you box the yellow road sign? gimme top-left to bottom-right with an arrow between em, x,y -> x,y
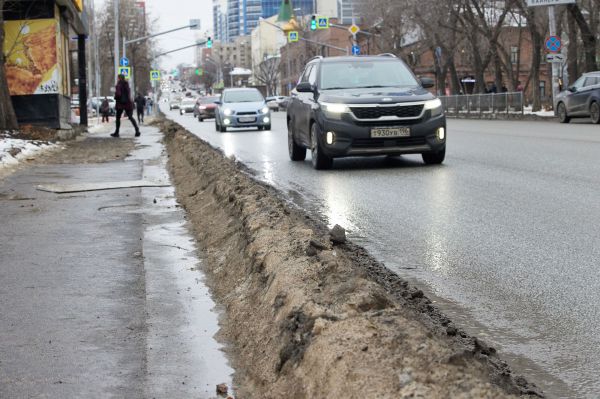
348,24 -> 360,36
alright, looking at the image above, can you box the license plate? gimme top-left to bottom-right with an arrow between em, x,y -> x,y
371,127 -> 410,138
238,116 -> 256,123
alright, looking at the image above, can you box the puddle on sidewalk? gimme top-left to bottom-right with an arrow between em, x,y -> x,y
131,127 -> 235,398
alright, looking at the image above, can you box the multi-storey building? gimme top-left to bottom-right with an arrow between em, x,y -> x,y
226,0 -> 262,40
337,0 -> 357,24
261,0 -> 314,19
213,0 -> 228,42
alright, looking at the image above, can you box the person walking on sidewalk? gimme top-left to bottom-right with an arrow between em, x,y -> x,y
134,93 -> 146,124
100,97 -> 110,123
111,74 -> 140,138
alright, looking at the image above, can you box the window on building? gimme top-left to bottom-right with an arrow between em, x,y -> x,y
539,80 -> 546,98
510,46 -> 518,64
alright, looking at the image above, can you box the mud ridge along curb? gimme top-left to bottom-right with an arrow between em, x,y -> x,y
158,117 -> 544,399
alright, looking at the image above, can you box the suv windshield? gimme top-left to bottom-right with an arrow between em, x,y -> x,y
223,90 -> 263,103
320,60 -> 419,90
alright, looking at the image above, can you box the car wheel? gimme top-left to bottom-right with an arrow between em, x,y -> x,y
422,149 -> 446,165
220,123 -> 227,132
264,124 -> 271,130
557,102 -> 570,123
199,117 -> 203,122
590,101 -> 600,124
215,120 -> 220,132
288,119 -> 306,161
310,123 -> 333,170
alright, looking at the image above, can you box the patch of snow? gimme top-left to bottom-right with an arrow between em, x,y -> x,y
0,134 -> 57,169
523,106 -> 555,117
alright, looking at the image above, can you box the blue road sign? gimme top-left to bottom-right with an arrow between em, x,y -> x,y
118,66 -> 131,79
120,57 -> 129,67
545,36 -> 561,53
288,31 -> 299,42
352,45 -> 360,55
317,17 -> 329,29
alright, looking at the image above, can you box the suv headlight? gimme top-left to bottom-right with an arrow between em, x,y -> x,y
223,108 -> 233,116
321,102 -> 350,119
260,106 -> 269,114
424,98 -> 443,117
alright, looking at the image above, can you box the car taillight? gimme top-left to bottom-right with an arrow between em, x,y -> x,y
199,106 -> 207,110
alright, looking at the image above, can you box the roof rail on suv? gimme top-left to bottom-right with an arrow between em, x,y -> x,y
378,53 -> 397,58
307,55 -> 324,63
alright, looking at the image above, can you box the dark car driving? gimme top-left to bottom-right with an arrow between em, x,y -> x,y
193,96 -> 219,121
286,54 -> 446,169
556,71 -> 600,124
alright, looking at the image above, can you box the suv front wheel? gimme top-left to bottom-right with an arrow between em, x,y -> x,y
288,119 -> 306,161
422,149 -> 445,165
310,123 -> 333,170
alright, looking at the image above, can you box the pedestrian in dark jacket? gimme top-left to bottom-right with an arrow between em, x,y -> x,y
100,97 -> 110,123
111,74 -> 140,137
134,94 -> 146,124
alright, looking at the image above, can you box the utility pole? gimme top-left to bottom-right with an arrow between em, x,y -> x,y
548,6 -> 559,108
114,0 -> 119,82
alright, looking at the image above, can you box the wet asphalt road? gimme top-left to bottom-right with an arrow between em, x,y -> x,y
165,104 -> 600,398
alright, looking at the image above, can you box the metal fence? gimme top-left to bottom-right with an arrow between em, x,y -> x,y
439,92 -> 524,116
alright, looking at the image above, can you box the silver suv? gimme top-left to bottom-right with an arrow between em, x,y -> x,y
556,71 -> 600,124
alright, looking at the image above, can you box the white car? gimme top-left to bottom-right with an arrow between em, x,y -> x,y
266,96 -> 289,112
179,98 -> 196,115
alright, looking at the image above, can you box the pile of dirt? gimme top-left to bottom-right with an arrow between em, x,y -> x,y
160,119 -> 543,399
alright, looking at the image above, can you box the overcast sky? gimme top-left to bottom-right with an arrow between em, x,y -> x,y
95,0 -> 213,71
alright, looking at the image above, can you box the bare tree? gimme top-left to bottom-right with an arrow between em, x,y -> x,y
254,56 -> 280,96
0,0 -> 21,130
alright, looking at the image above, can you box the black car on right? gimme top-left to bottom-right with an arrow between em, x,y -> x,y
556,71 -> 600,124
286,54 -> 446,169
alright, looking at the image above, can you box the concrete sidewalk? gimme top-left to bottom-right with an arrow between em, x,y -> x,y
0,122 -> 233,398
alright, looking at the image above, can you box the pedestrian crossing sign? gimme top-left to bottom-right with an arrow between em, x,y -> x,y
288,31 -> 299,43
317,17 -> 329,29
118,66 -> 131,79
150,70 -> 161,81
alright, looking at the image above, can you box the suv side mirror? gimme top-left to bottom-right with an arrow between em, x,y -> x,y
214,100 -> 222,105
568,86 -> 577,93
420,77 -> 435,88
296,82 -> 314,93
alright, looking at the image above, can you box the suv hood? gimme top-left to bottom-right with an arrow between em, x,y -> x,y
318,87 -> 435,104
221,101 -> 265,112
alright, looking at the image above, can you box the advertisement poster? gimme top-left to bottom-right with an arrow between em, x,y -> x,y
4,19 -> 59,96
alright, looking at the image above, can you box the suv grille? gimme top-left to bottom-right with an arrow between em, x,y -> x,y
350,104 -> 424,119
353,137 -> 427,148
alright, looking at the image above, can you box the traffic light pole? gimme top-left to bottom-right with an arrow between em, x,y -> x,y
122,22 -> 200,59
155,40 -> 208,58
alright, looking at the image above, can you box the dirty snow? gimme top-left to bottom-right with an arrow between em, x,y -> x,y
0,132 -> 56,169
523,106 -> 555,117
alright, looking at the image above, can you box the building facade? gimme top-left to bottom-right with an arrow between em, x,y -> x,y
261,0 -> 315,18
213,0 -> 228,42
3,0 -> 88,128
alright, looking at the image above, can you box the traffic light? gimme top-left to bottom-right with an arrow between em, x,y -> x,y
310,15 -> 317,31
206,37 -> 212,48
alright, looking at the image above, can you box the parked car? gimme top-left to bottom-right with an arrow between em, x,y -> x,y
179,98 -> 197,115
193,96 -> 220,121
89,97 -> 116,116
556,71 -> 600,124
215,88 -> 271,132
265,96 -> 288,112
286,54 -> 446,169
